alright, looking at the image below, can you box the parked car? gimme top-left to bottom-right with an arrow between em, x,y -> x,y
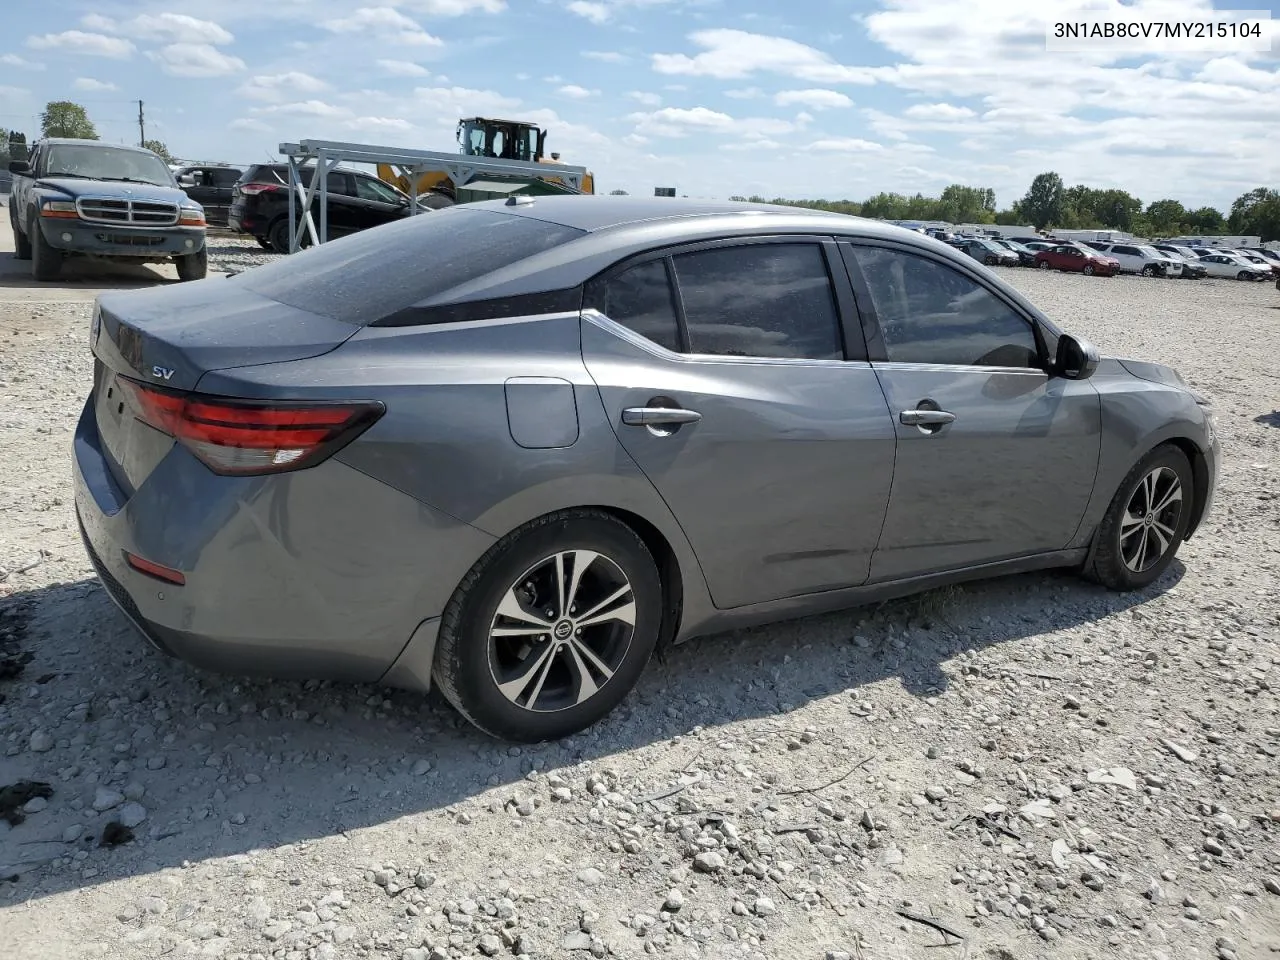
1090,243 -> 1182,277
1233,250 -> 1280,278
1153,243 -> 1212,275
1034,244 -> 1120,276
73,196 -> 1220,742
990,238 -> 1039,266
228,162 -> 426,252
1162,253 -> 1206,279
1240,247 -> 1280,266
1195,252 -> 1272,280
8,138 -> 207,281
174,164 -> 243,227
957,237 -> 1019,267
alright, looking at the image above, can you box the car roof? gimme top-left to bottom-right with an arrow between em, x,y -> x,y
40,138 -> 156,155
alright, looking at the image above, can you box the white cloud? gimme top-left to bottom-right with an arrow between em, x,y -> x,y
396,0 -> 505,13
252,100 -> 351,119
558,84 -> 599,99
148,43 -> 246,77
627,90 -> 662,106
237,72 -> 328,101
584,50 -> 628,63
652,29 -> 879,83
811,137 -> 884,152
73,77 -> 118,92
902,102 -> 976,120
1194,57 -> 1280,89
84,13 -> 234,45
377,59 -> 431,76
229,118 -> 270,132
567,1 -> 610,24
629,106 -> 796,139
322,7 -> 443,46
1,53 -> 44,70
724,87 -> 763,99
26,31 -> 136,59
774,88 -> 853,109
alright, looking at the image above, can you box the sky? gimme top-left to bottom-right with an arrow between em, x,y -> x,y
1,0 -> 1277,213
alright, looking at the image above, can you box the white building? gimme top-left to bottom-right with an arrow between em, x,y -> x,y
1165,235 -> 1262,249
1051,229 -> 1136,243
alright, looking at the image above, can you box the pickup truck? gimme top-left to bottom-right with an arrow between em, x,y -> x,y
8,138 -> 208,282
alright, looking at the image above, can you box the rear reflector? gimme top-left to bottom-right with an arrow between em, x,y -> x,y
125,552 -> 186,585
115,377 -> 385,476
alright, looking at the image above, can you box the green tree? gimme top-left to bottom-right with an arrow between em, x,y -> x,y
1145,199 -> 1187,235
40,101 -> 98,139
1018,172 -> 1065,229
935,184 -> 997,224
0,127 -> 8,165
1184,206 -> 1226,233
1227,187 -> 1280,242
142,139 -> 173,162
861,191 -> 911,220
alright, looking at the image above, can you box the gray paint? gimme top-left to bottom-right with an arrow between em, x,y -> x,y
505,377 -> 579,449
72,195 -> 1220,700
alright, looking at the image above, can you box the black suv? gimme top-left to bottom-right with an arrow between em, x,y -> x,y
175,164 -> 243,227
228,163 -> 421,252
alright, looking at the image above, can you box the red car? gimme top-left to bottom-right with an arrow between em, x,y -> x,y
1034,243 -> 1120,276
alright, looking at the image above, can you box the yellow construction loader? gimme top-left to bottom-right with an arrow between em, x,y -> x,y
376,117 -> 594,206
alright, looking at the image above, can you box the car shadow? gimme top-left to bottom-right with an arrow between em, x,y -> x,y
0,250 -> 175,290
1256,411 -> 1280,428
0,561 -> 1183,901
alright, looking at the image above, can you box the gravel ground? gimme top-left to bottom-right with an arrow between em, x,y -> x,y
1,265 -> 1278,960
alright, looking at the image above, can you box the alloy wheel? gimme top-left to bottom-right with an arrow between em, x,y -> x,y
487,550 -> 636,713
1119,466 -> 1183,574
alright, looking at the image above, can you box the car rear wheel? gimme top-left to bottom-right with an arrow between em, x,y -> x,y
11,203 -> 32,260
1085,444 -> 1193,592
433,509 -> 662,742
267,218 -> 313,254
176,248 -> 208,282
30,216 -> 63,282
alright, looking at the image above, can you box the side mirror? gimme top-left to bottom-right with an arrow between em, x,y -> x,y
177,175 -> 196,187
1055,333 -> 1099,380
8,160 -> 31,174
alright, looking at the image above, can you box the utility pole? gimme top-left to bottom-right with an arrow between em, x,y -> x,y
137,100 -> 145,147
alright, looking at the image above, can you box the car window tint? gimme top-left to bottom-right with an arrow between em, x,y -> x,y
672,244 -> 841,360
585,259 -> 681,352
235,207 -> 586,325
851,247 -> 1040,368
213,169 -> 240,186
325,172 -> 352,196
356,177 -> 403,204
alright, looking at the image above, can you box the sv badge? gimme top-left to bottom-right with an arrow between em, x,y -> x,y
151,365 -> 176,381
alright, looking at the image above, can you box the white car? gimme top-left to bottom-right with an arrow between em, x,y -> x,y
1196,253 -> 1272,280
1093,242 -> 1183,277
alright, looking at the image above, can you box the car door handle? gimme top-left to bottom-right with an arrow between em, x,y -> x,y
622,406 -> 702,427
900,409 -> 956,426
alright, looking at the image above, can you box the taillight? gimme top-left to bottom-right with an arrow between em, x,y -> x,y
115,378 -> 384,476
237,182 -> 281,196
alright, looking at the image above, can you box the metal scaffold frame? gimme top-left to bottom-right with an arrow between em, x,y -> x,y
278,139 -> 590,254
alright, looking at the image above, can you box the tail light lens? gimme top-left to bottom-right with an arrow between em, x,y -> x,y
237,182 -> 282,196
115,378 -> 384,476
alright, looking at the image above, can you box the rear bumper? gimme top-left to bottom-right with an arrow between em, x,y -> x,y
39,217 -> 205,257
73,395 -> 494,691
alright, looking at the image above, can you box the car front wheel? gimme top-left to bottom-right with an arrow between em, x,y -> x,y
1037,260 -> 1051,270
176,248 -> 208,282
1083,264 -> 1095,275
1085,444 -> 1193,591
30,216 -> 63,281
433,509 -> 662,742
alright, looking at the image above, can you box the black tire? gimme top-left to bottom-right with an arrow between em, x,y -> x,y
11,203 -> 32,260
1083,264 -> 1095,276
1037,259 -> 1051,270
255,236 -> 272,250
267,218 -> 312,254
1141,264 -> 1156,277
984,255 -> 997,266
175,247 -> 207,282
30,216 -> 63,281
433,509 -> 662,742
1085,444 -> 1194,592
1236,270 -> 1251,281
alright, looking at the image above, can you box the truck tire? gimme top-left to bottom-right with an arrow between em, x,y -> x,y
268,218 -> 312,254
11,204 -> 32,260
176,248 -> 208,282
30,217 -> 63,281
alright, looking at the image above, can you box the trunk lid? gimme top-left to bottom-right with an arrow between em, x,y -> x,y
91,281 -> 359,494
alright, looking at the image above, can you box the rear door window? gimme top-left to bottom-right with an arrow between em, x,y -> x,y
672,243 -> 843,360
584,259 -> 682,352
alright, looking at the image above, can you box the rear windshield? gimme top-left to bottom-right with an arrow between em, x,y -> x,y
234,207 -> 586,325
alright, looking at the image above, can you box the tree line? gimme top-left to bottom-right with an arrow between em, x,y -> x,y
731,172 -> 1280,242
1,99 -> 172,165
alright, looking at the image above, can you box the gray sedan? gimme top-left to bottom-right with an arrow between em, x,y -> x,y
74,196 -> 1220,742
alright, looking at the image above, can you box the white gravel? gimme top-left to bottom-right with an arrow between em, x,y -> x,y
1,266 -> 1279,960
